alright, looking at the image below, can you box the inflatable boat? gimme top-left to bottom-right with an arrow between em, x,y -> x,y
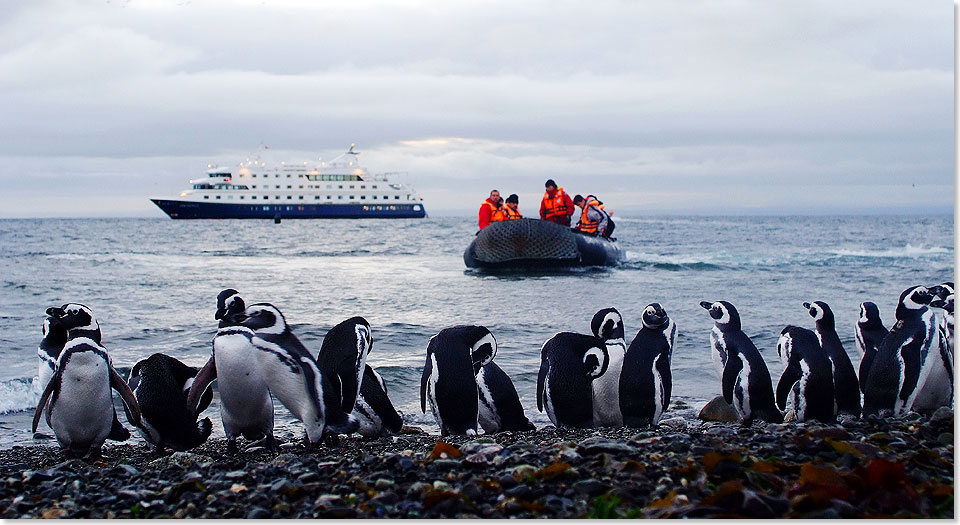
464,218 -> 624,269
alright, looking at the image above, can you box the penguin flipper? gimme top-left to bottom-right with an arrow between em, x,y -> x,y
110,364 -> 141,428
420,352 -> 432,414
858,350 -> 876,395
898,335 -> 924,406
335,360 -> 359,414
32,375 -> 57,434
721,353 -> 743,405
186,356 -> 217,416
776,361 -> 801,411
536,357 -> 548,413
655,350 -> 673,411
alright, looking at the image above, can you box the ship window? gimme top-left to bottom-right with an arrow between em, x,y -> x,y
275,196 -> 280,200
298,196 -> 304,200
372,185 -> 377,189
349,185 -> 355,189
338,185 -> 343,189
203,195 -> 209,199
263,206 -> 270,211
360,195 -> 366,200
276,185 -> 280,189
252,174 -> 257,178
298,174 -> 303,178
215,196 -> 221,200
407,195 -> 411,200
326,196 -> 331,200
338,196 -> 343,200
361,185 -> 365,189
372,196 -> 377,200
286,174 -> 291,178
349,196 -> 355,200
264,196 -> 268,200
251,185 -> 256,189
287,196 -> 292,200
314,196 -> 320,200
239,196 -> 244,200
299,185 -> 303,189
395,195 -> 400,200
414,205 -> 421,211
251,196 -> 257,200
275,174 -> 279,178
287,185 -> 292,189
383,196 -> 388,200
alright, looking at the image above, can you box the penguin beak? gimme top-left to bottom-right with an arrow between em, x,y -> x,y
699,301 -> 712,310
802,302 -> 811,310
45,307 -> 65,317
214,308 -> 226,320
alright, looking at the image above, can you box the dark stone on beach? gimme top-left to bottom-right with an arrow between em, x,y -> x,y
499,474 -> 518,489
22,470 -> 55,485
246,507 -> 270,519
572,479 -> 606,496
505,484 -> 531,499
699,396 -> 740,422
578,438 -> 639,456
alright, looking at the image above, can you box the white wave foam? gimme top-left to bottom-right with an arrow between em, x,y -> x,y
0,377 -> 40,414
831,244 -> 951,258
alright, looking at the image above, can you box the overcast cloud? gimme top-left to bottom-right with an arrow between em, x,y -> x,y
0,0 -> 952,217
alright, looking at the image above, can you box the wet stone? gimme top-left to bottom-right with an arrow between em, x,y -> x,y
499,474 -> 518,489
572,479 -> 607,496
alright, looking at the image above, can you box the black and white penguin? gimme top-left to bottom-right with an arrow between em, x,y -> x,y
855,302 -> 888,395
477,361 -> 535,433
127,353 -> 213,452
317,316 -> 372,427
32,305 -> 140,458
929,282 -> 954,368
36,314 -> 68,397
215,288 -> 245,328
420,325 -> 497,436
589,307 -> 626,427
699,301 -> 783,425
862,286 -> 941,417
912,283 -> 954,413
776,326 -> 836,423
536,332 -> 609,429
188,322 -> 276,453
619,303 -> 677,428
352,365 -> 403,438
803,301 -> 861,418
42,304 -> 129,443
240,303 -> 358,442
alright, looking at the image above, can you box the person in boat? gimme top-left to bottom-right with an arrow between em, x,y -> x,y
540,179 -> 575,226
501,194 -> 522,220
479,189 -> 504,229
573,194 -> 615,239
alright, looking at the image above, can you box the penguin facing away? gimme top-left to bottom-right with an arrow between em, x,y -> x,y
589,307 -> 627,427
127,353 -> 213,452
619,303 -> 677,428
536,332 -> 609,429
317,316 -> 373,422
353,365 -> 403,438
32,305 -> 140,458
187,300 -> 275,453
911,284 -> 953,413
420,325 -> 497,436
803,301 -> 861,418
699,300 -> 783,425
776,326 -> 836,423
855,301 -> 888,395
862,286 -> 939,417
477,361 -> 535,433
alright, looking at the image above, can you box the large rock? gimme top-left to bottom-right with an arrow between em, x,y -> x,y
698,395 -> 739,423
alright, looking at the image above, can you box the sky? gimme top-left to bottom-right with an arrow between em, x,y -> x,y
0,0 -> 954,217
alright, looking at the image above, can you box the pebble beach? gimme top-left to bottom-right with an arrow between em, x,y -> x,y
0,406 -> 953,519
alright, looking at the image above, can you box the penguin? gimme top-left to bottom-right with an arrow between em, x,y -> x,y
42,304 -> 129,443
316,316 -> 372,428
476,361 -> 535,433
862,286 -> 940,417
215,288 -> 245,328
127,353 -> 214,452
855,302 -> 888,395
589,307 -> 627,427
929,282 -> 954,364
420,325 -> 497,436
913,283 -> 954,412
352,365 -> 403,438
619,303 -> 677,428
536,332 -> 609,428
32,305 -> 140,458
776,326 -> 836,423
36,314 -> 68,400
240,303 -> 358,442
803,301 -> 861,418
699,301 -> 783,425
187,322 -> 276,453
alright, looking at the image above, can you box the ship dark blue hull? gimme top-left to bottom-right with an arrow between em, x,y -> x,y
151,199 -> 427,219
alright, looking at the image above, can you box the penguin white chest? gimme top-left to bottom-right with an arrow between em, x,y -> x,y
592,342 -> 625,427
51,354 -> 113,447
214,334 -> 273,433
476,368 -> 500,433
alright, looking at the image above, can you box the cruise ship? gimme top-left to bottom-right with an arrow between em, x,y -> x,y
150,145 -> 427,219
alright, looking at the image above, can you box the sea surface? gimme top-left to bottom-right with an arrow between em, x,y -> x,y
0,215 -> 953,449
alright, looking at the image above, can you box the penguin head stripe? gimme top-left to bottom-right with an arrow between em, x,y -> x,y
802,302 -> 823,321
901,286 -> 932,310
215,289 -> 244,320
701,300 -> 738,330
241,303 -> 288,335
777,330 -> 793,364
470,332 -> 497,369
54,303 -> 100,335
582,346 -> 609,379
591,308 -> 624,340
641,303 -> 668,329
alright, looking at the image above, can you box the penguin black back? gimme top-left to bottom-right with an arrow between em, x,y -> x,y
477,361 -> 535,432
855,301 -> 887,395
355,364 -> 403,437
619,303 -> 676,428
776,326 -> 836,423
804,300 -> 861,417
128,353 -> 213,452
536,332 -> 609,428
421,325 -> 496,435
317,316 -> 372,416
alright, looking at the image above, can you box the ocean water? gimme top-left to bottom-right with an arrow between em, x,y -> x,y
0,215 -> 953,448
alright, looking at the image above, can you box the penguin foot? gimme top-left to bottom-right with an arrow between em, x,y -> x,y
32,432 -> 53,440
244,435 -> 280,452
226,438 -> 239,454
107,419 -> 131,442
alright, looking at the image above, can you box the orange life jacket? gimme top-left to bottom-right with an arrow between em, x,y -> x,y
579,197 -> 603,234
542,187 -> 570,220
502,205 -> 522,220
484,200 -> 508,222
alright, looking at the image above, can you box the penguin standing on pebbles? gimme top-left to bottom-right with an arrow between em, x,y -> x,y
421,326 -> 497,436
699,301 -> 783,425
855,302 -> 888,395
477,361 -> 535,433
32,304 -> 140,458
776,326 -> 836,423
536,332 -> 609,428
803,301 -> 861,418
619,303 -> 677,428
352,365 -> 403,438
128,353 -> 213,452
589,308 -> 627,427
862,286 -> 941,417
